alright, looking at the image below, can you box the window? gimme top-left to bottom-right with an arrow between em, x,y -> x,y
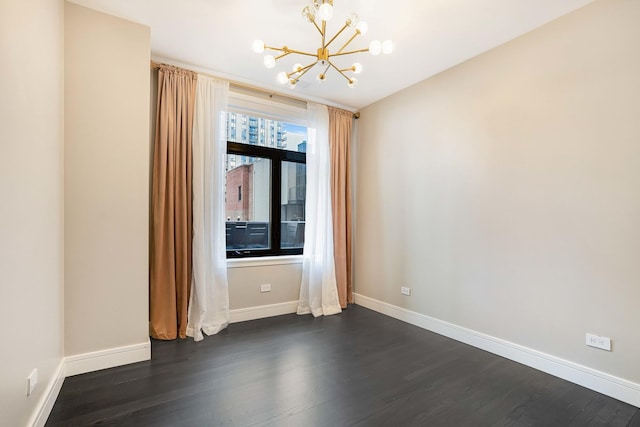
226,114 -> 307,258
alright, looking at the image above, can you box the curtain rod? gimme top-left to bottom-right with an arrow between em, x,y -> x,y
150,61 -> 360,119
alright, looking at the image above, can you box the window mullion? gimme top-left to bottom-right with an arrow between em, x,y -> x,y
272,151 -> 282,254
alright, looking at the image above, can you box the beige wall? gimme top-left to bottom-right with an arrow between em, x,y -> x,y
0,0 -> 65,425
64,3 -> 150,356
356,0 -> 640,383
228,261 -> 302,310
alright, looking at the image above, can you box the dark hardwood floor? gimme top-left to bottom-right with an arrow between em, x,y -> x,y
47,305 -> 639,426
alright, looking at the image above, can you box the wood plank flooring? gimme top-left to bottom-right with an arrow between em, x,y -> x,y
47,305 -> 639,426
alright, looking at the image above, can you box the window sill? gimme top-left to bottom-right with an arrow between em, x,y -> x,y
226,255 -> 303,269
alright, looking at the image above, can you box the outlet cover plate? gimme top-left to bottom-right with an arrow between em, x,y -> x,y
260,283 -> 271,293
401,287 -> 411,296
586,333 -> 611,351
27,368 -> 38,396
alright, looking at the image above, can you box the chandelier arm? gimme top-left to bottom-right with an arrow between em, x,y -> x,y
287,61 -> 317,78
266,44 -> 297,53
311,20 -> 324,36
336,30 -> 360,54
292,60 -> 319,82
275,51 -> 293,61
283,48 -> 317,57
328,60 -> 353,83
265,47 -> 285,53
321,21 -> 326,48
330,48 -> 369,57
324,23 -> 349,49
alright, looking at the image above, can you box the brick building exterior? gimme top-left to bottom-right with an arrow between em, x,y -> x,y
225,164 -> 253,221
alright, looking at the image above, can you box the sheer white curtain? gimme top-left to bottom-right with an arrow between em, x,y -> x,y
187,75 -> 230,341
297,102 -> 342,317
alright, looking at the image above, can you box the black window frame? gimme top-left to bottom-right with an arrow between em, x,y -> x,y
226,141 -> 306,258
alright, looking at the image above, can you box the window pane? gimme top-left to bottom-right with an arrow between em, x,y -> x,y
281,161 -> 306,249
225,154 -> 271,251
227,112 -> 307,153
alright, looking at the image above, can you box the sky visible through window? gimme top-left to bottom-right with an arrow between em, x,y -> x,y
283,123 -> 307,137
282,123 -> 307,153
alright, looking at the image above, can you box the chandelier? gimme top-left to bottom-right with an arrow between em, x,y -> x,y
252,0 -> 393,89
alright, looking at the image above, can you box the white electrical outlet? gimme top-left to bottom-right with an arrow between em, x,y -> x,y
27,369 -> 38,396
586,333 -> 611,351
400,287 -> 411,296
260,283 -> 271,293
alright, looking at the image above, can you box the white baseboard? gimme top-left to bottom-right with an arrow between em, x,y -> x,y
230,300 -> 299,323
65,340 -> 151,377
29,359 -> 65,427
353,293 -> 640,408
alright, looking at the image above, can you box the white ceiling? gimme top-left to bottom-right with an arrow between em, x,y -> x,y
70,0 -> 594,111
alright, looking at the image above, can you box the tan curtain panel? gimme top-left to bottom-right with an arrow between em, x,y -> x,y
150,65 -> 197,339
328,107 -> 354,308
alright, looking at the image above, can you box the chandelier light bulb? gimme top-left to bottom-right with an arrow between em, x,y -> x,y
356,21 -> 368,35
346,13 -> 359,27
369,40 -> 382,55
352,63 -> 363,74
382,40 -> 394,54
288,79 -> 298,89
348,77 -> 358,89
318,3 -> 333,21
277,71 -> 289,84
252,40 -> 265,54
263,55 -> 276,69
292,63 -> 303,73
